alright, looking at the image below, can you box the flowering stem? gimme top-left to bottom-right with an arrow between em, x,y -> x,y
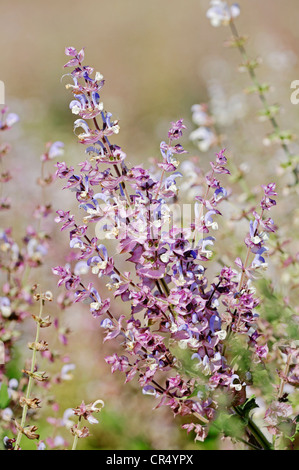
71,416 -> 82,451
228,19 -> 298,183
235,208 -> 264,331
154,169 -> 166,200
93,116 -> 132,209
233,406 -> 273,450
238,246 -> 251,291
191,170 -> 214,249
15,296 -> 44,450
278,353 -> 292,399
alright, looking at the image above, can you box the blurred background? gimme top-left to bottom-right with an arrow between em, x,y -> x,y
1,0 -> 299,450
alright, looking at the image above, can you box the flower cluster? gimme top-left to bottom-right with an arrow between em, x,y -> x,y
51,48 -> 282,445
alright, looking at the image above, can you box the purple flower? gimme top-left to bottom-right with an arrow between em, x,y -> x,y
46,141 -> 64,160
168,119 -> 186,141
105,353 -> 129,373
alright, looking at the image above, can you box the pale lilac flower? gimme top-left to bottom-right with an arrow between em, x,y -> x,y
189,126 -> 216,152
62,408 -> 75,429
60,363 -> 76,380
0,297 -> 11,318
48,141 -> 64,160
207,1 -> 240,27
1,408 -> 13,422
37,441 -> 46,450
191,104 -> 213,127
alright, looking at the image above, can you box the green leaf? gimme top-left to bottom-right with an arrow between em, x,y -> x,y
245,83 -> 270,95
0,384 -> 10,409
238,396 -> 259,421
213,412 -> 244,439
252,367 -> 273,396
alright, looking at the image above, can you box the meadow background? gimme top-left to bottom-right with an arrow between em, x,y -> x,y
1,0 -> 299,449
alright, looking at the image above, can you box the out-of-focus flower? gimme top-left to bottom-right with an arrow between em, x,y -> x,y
37,441 -> 46,450
62,408 -> 75,429
191,104 -> 214,127
0,108 -> 19,130
1,408 -> 13,422
60,363 -> 76,380
0,296 -> 11,318
189,126 -> 216,152
48,141 -> 64,160
206,1 -> 240,27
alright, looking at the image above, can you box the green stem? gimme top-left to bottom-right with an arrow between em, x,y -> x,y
234,405 -> 273,450
15,297 -> 44,450
71,416 -> 82,451
228,19 -> 298,183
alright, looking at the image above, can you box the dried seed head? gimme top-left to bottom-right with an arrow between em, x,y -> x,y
70,424 -> 90,439
23,425 -> 40,440
33,290 -> 53,302
19,397 -> 42,409
27,340 -> 49,351
31,314 -> 52,328
22,370 -> 49,382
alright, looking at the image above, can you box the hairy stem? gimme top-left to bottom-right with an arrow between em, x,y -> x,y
15,296 -> 44,450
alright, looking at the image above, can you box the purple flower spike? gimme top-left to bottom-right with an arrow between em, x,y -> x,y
54,47 -> 281,446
